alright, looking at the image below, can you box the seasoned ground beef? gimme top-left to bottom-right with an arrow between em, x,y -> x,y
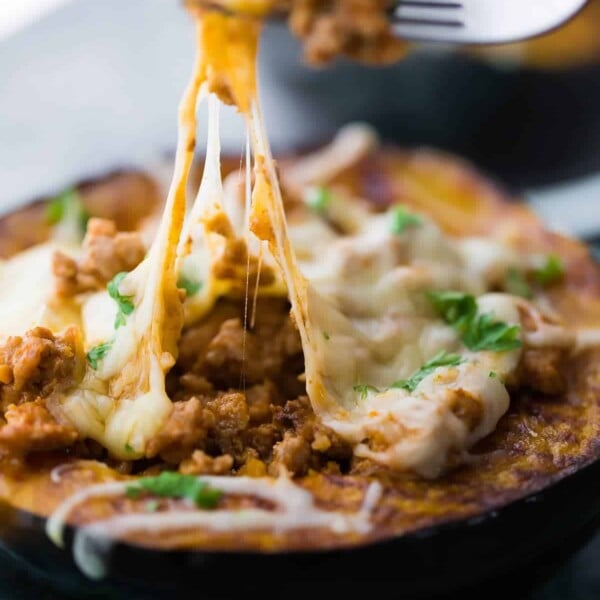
145,396 -> 209,464
288,0 -> 407,64
53,218 -> 146,297
0,294 -> 572,473
0,400 -> 78,456
179,450 -> 234,475
151,298 -> 352,475
0,327 -> 82,411
174,299 -> 304,395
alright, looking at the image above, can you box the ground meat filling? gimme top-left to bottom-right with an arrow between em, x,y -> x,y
156,299 -> 352,476
288,0 -> 407,64
0,400 -> 78,457
0,327 -> 82,411
0,289 -> 573,472
53,218 -> 146,297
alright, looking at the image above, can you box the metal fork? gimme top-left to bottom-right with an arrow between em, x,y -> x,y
391,0 -> 589,44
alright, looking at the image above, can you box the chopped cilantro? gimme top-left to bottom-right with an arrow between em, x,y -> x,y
124,443 -> 135,453
353,384 -> 379,400
428,290 -> 522,353
462,313 -> 522,352
505,268 -> 533,299
533,255 -> 564,286
304,186 -> 332,214
427,291 -> 477,335
390,205 -> 422,235
489,371 -> 497,378
108,272 -> 135,329
145,500 -> 160,513
177,274 -> 203,297
125,472 -> 221,509
46,188 -> 89,234
86,341 -> 113,370
322,331 -> 330,340
391,350 -> 463,392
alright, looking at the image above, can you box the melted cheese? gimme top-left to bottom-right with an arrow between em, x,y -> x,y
258,190 -> 524,476
175,95 -> 284,326
54,21 -> 207,459
175,12 -> 531,478
0,242 -> 80,337
0,11 -> 577,479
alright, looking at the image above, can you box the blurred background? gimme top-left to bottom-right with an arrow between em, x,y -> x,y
0,0 -> 599,597
1,0 -> 600,237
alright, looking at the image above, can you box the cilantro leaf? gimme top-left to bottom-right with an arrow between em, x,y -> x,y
391,350 -> 463,392
108,272 -> 135,329
505,268 -> 533,299
125,472 -> 222,509
533,255 -> 564,286
428,290 -> 522,353
46,188 -> 89,234
427,291 -> 477,335
304,186 -> 332,214
353,384 -> 380,400
390,205 -> 422,235
462,312 -> 522,352
177,274 -> 203,297
86,341 -> 113,370
322,331 -> 330,340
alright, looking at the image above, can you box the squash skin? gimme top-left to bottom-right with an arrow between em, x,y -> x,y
0,150 -> 599,593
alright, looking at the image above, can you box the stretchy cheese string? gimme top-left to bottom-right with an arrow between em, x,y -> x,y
55,20 -> 205,458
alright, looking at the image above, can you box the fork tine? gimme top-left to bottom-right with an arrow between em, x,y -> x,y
391,0 -> 589,45
392,1 -> 464,29
395,1 -> 462,8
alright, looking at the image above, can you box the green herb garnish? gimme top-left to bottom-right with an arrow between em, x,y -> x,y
462,313 -> 522,352
390,205 -> 423,235
427,291 -> 477,335
177,275 -> 203,297
353,384 -> 380,400
489,371 -> 497,378
391,350 -> 463,392
124,443 -> 135,453
108,272 -> 135,329
46,188 -> 89,234
125,472 -> 222,509
428,290 -> 522,353
322,331 -> 330,340
145,500 -> 160,513
304,186 -> 332,214
533,254 -> 564,286
505,268 -> 533,299
86,341 -> 113,370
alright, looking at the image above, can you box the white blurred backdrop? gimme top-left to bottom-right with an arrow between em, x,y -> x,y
0,0 -> 319,212
0,0 -> 598,238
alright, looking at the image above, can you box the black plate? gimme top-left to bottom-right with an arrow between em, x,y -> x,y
2,450 -> 600,600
